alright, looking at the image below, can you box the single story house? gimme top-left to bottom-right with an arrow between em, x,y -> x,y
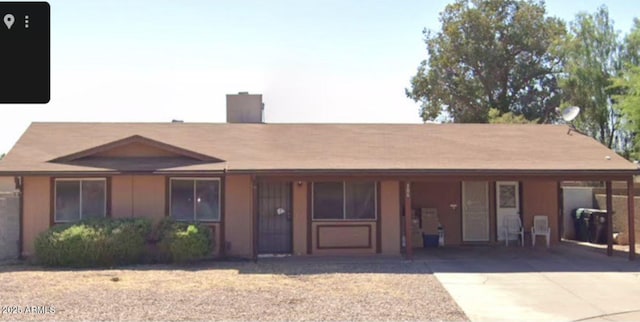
0,94 -> 637,260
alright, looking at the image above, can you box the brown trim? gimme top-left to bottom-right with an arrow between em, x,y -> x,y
316,224 -> 372,249
518,180 -> 524,225
311,220 -> 377,223
606,181 -> 613,256
489,181 -> 496,243
404,182 -> 413,259
399,181 -> 404,252
459,181 -> 463,247
557,181 -> 563,239
15,176 -> 24,259
49,135 -> 223,163
3,169 -> 637,179
223,169 -> 640,178
219,175 -> 226,257
306,182 -> 312,254
106,177 -> 112,217
376,182 -> 381,254
49,177 -> 54,227
289,181 -> 294,254
627,178 -> 636,260
251,175 -> 258,261
164,176 -> 170,217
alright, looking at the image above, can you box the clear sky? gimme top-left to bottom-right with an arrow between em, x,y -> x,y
0,0 -> 637,153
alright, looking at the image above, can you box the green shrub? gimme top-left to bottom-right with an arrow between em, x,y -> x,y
35,218 -> 152,267
156,219 -> 213,263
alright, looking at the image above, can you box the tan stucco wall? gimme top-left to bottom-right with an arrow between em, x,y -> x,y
412,182 -> 462,245
522,180 -> 559,245
380,181 -> 400,254
224,175 -> 254,258
292,182 -> 308,255
112,175 -> 166,221
22,176 -> 50,257
111,175 -> 133,218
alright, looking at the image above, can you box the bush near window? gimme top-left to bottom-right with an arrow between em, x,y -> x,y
156,219 -> 214,263
34,218 -> 151,267
34,218 -> 214,267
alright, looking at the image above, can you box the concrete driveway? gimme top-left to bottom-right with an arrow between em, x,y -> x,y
421,244 -> 640,321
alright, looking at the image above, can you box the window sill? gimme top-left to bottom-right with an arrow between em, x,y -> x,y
173,219 -> 221,223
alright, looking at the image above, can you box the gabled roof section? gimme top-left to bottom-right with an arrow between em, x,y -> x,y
49,135 -> 223,163
0,122 -> 637,175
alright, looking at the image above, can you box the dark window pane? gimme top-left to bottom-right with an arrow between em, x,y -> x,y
313,182 -> 343,219
345,182 -> 375,219
82,180 -> 106,219
171,180 -> 194,221
196,180 -> 219,221
56,181 -> 80,222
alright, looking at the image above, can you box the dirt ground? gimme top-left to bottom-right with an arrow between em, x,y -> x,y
0,258 -> 467,321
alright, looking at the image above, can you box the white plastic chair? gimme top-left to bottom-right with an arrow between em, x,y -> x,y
503,215 -> 524,247
531,215 -> 551,248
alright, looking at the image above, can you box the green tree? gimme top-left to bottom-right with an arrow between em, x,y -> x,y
0,153 -> 4,160
406,0 -> 566,123
559,6 -> 624,149
612,66 -> 640,158
488,108 -> 536,124
612,21 -> 640,159
623,19 -> 640,65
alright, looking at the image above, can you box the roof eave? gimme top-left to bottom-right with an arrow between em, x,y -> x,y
0,168 -> 637,179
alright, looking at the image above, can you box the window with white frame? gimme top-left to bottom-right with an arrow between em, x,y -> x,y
170,178 -> 220,222
54,178 -> 107,223
312,182 -> 376,220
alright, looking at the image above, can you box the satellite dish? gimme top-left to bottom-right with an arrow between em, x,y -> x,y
562,106 -> 580,122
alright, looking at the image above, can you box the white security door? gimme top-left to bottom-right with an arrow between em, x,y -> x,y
462,181 -> 489,242
496,181 -> 520,241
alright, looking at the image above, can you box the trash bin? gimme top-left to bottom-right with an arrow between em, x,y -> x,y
422,234 -> 439,247
589,211 -> 609,244
572,208 -> 591,242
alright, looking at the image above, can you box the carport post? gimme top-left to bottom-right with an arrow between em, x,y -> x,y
405,182 -> 413,260
606,181 -> 613,256
628,178 -> 636,260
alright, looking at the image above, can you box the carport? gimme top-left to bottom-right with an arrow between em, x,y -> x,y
402,172 -> 637,260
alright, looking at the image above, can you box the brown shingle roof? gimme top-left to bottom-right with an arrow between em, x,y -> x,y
0,122 -> 636,175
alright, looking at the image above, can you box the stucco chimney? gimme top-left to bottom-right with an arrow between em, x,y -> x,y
226,92 -> 264,123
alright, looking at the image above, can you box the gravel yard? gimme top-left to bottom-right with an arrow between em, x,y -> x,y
0,258 -> 467,321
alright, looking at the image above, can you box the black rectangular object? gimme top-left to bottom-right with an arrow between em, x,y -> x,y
0,2 -> 50,103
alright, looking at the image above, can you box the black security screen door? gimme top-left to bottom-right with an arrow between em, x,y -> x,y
258,182 -> 292,254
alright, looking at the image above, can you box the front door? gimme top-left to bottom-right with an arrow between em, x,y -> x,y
462,181 -> 489,242
258,182 -> 292,254
496,181 -> 520,241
